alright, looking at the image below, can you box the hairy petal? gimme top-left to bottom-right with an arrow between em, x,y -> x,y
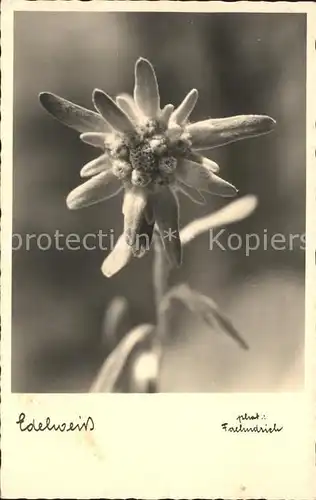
175,183 -> 206,205
80,132 -> 106,149
101,234 -> 133,278
93,89 -> 135,133
152,187 -> 182,267
134,58 -> 160,118
188,115 -> 276,150
177,158 -> 237,197
170,89 -> 198,125
80,153 -> 112,178
39,92 -> 109,133
123,187 -> 148,247
202,156 -> 220,174
159,104 -> 174,127
116,93 -> 142,123
186,152 -> 220,173
204,173 -> 237,197
66,170 -> 122,210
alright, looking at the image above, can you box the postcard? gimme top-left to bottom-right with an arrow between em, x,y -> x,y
1,1 -> 315,498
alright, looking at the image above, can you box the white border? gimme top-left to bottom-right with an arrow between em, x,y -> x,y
1,2 -> 315,498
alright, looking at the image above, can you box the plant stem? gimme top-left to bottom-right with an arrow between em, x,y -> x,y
153,234 -> 169,314
151,233 -> 170,392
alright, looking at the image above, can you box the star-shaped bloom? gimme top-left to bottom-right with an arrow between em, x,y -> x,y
39,58 -> 275,276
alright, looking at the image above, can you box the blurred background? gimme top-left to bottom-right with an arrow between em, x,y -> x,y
12,12 -> 306,392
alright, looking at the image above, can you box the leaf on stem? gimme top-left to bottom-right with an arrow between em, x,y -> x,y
180,195 -> 258,245
161,284 -> 249,350
90,323 -> 154,392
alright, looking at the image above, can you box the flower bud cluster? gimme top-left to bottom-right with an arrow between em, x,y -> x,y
107,119 -> 192,188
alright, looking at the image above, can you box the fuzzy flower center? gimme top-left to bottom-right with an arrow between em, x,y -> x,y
105,119 -> 192,187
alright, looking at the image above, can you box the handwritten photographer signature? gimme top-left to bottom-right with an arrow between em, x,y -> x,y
221,412 -> 283,434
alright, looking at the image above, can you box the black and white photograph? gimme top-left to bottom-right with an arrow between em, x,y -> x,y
11,9 -> 307,394
1,1 -> 315,498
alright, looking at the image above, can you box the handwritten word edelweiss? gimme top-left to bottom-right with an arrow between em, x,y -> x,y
39,58 -> 275,276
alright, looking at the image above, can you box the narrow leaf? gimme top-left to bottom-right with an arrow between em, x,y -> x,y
180,195 -> 258,245
211,308 -> 249,351
90,324 -> 154,392
161,284 -> 249,350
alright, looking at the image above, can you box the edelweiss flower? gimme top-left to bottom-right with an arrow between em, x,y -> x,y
39,58 -> 275,276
